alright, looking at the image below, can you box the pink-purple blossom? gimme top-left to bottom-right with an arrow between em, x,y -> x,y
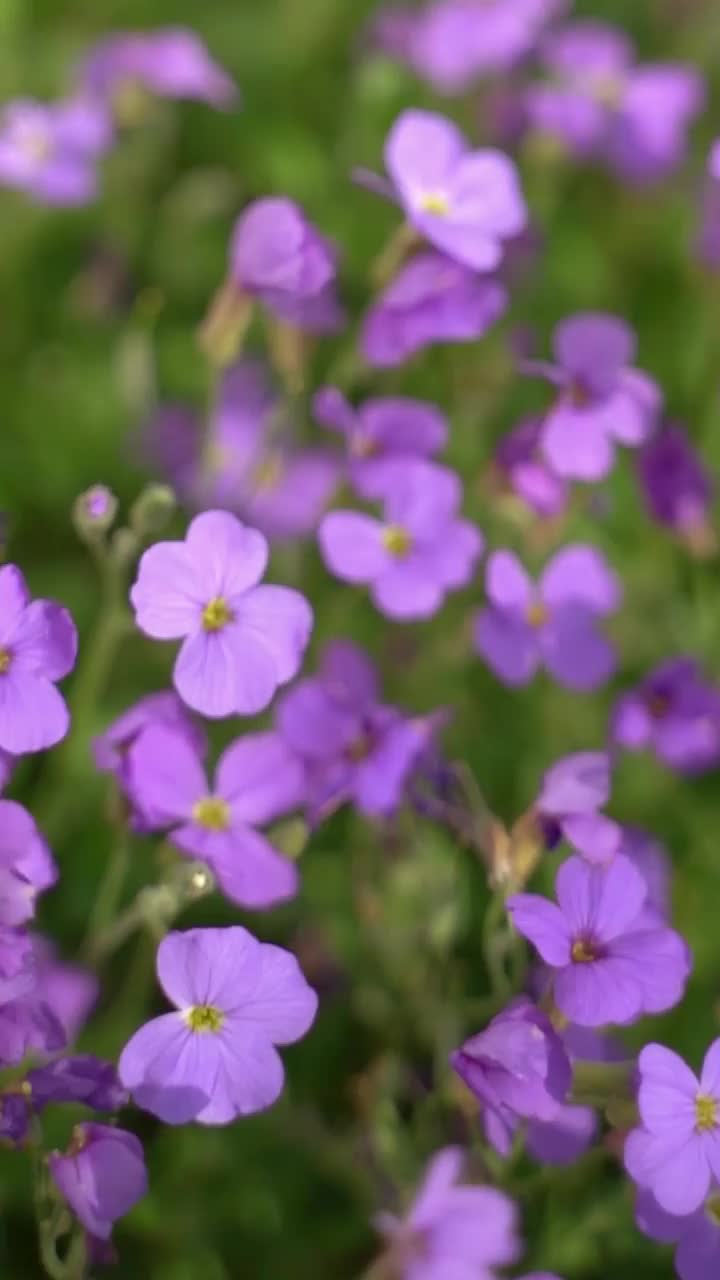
49,1123 -> 147,1242
313,388 -> 447,498
130,510 -> 313,718
474,546 -> 621,691
80,28 -> 237,109
611,657 -> 720,776
493,418 -> 569,519
119,927 -> 318,1124
635,1188 -> 720,1280
0,565 -> 78,755
0,96 -> 112,206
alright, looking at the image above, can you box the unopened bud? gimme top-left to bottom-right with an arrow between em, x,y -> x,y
129,484 -> 177,539
72,485 -> 118,542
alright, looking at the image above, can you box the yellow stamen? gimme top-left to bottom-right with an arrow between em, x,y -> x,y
382,525 -> 412,557
0,648 -> 11,675
526,601 -> 548,629
192,796 -> 231,831
695,1094 -> 718,1133
418,191 -> 450,217
252,450 -> 285,492
184,1005 -> 225,1034
202,597 -> 234,632
705,1192 -> 720,1225
571,938 -> 597,964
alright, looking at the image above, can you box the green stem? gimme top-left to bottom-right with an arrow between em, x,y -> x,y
81,826 -> 131,961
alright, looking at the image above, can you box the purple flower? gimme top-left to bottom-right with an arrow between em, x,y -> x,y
31,937 -> 99,1041
508,854 -> 690,1026
81,28 -> 237,109
277,641 -> 444,820
523,21 -> 704,183
93,689 -> 205,787
373,0 -> 566,94
0,96 -> 112,205
49,1124 -> 147,1242
625,1041 -> 720,1216
361,251 -> 507,368
0,994 -> 66,1067
28,1056 -> 127,1113
637,425 -> 714,544
0,927 -> 36,1005
0,566 -> 78,754
493,418 -> 569,518
376,1146 -> 521,1278
536,752 -> 621,865
0,749 -> 14,793
119,927 -> 318,1124
0,1091 -> 29,1144
611,658 -> 720,775
380,109 -> 527,270
619,827 -> 671,924
525,314 -> 661,482
451,998 -> 572,1154
130,510 -> 313,718
0,800 -> 57,926
313,388 -> 447,498
635,1188 -> 720,1280
474,545 -> 621,691
230,199 -> 342,333
126,724 -> 302,909
319,461 -> 482,620
146,362 -> 340,541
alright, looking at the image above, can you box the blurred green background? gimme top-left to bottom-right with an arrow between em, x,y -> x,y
2,0 -> 720,1276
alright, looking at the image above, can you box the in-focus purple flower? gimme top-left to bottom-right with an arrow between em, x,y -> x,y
230,199 -> 343,333
637,425 -> 714,548
362,251 -> 507,368
376,1146 -> 520,1278
313,388 -> 447,498
493,418 -> 569,518
508,854 -> 690,1026
535,751 -> 621,865
277,640 -> 444,821
0,566 -> 78,754
130,510 -> 313,718
379,109 -> 527,270
625,1041 -> 720,1216
636,1188 -> 720,1280
0,800 -> 57,926
524,314 -> 662,482
523,21 -> 704,182
119,927 -> 318,1124
475,546 -> 621,691
146,361 -> 340,540
372,0 -> 566,94
525,1024 -> 628,1167
126,725 -> 302,909
0,96 -> 112,206
319,461 -> 482,621
451,998 -> 571,1155
49,1124 -> 147,1242
81,28 -> 237,109
31,937 -> 99,1041
611,657 -> 720,776
28,1057 -> 127,1113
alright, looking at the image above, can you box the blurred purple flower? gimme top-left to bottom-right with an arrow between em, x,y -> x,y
379,109 -> 527,270
636,1188 -> 720,1280
0,97 -> 112,205
375,1146 -> 521,1278
28,1057 -> 127,1113
0,566 -> 78,755
277,640 -> 445,821
0,800 -> 57,927
474,545 -> 621,691
130,510 -> 313,718
81,28 -> 237,109
119,927 -> 317,1124
523,21 -> 704,182
230,198 -> 343,333
508,854 -> 690,1026
313,388 -> 447,498
536,751 -> 621,864
31,937 -> 99,1041
49,1124 -> 147,1242
146,361 -> 340,541
524,314 -> 661,482
619,827 -> 671,924
319,461 -> 482,620
126,724 -> 302,909
637,424 -> 713,541
362,251 -> 507,368
0,749 -> 14,793
494,418 -> 569,518
611,657 -> 720,775
625,1041 -> 720,1215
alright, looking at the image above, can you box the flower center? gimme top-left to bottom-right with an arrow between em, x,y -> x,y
252,450 -> 285,492
382,525 -> 413,557
202,597 -> 234,632
705,1192 -> 720,1226
192,796 -> 231,831
646,691 -> 671,720
18,126 -> 52,164
695,1094 -> 718,1133
0,648 -> 11,675
346,733 -> 373,763
418,190 -> 450,217
350,432 -> 378,460
591,74 -> 625,110
526,600 -> 548,629
571,937 -> 598,964
184,1004 -> 225,1034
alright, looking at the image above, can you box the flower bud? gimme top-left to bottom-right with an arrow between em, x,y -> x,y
129,484 -> 176,538
72,485 -> 118,542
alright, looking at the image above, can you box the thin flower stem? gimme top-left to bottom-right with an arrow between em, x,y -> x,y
371,221 -> 418,289
81,827 -> 131,960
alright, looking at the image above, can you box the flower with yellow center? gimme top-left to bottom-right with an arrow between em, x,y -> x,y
202,597 -> 234,632
192,796 -> 231,831
382,525 -> 413,557
183,1005 -> 225,1034
526,600 -> 549,629
571,938 -> 597,964
695,1094 -> 718,1134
